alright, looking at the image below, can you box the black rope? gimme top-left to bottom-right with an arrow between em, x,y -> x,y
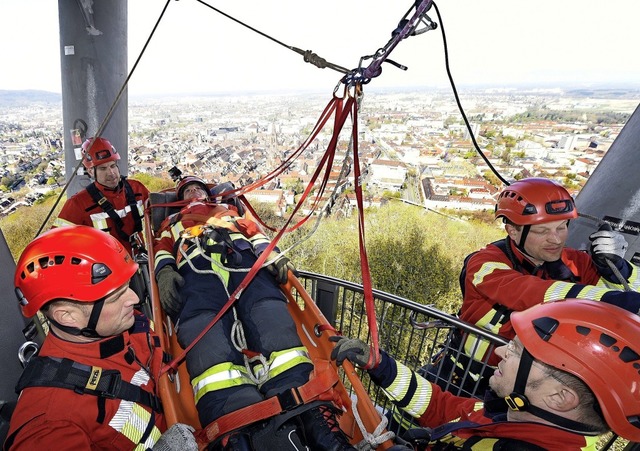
194,0 -> 350,75
431,1 -> 510,187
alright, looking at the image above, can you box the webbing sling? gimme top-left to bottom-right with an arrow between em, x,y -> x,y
86,177 -> 143,243
15,356 -> 163,413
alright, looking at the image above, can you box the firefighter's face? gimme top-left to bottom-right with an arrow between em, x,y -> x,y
94,162 -> 121,188
92,283 -> 139,336
490,338 -> 562,404
506,220 -> 569,264
182,183 -> 208,200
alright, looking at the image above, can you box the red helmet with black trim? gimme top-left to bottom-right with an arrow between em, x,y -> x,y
176,175 -> 210,200
495,178 -> 577,225
81,137 -> 120,171
512,299 -> 640,441
14,226 -> 138,317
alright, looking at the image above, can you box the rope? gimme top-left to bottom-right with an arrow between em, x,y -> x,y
194,0 -> 350,75
430,1 -> 510,188
350,396 -> 395,450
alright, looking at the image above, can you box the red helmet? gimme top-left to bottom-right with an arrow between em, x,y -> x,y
81,137 -> 120,171
512,299 -> 640,441
14,226 -> 138,317
176,176 -> 210,200
495,178 -> 577,225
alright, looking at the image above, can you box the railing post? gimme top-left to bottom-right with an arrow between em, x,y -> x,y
313,279 -> 340,326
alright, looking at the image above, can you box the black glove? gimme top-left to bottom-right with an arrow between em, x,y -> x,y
589,223 -> 628,268
329,335 -> 381,369
266,252 -> 296,284
156,266 -> 185,319
153,423 -> 197,450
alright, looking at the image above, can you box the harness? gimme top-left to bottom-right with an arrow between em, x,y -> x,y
86,176 -> 143,243
6,354 -> 163,450
14,356 -> 163,413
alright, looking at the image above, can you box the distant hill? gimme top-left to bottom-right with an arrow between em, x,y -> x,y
0,90 -> 61,107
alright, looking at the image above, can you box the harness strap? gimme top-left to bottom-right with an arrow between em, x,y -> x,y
462,435 -> 547,450
15,356 -> 163,413
86,177 -> 143,242
123,177 -> 144,235
196,360 -> 340,444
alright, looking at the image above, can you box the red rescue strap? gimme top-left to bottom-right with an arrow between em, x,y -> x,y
348,88 -> 380,365
160,91 -> 361,376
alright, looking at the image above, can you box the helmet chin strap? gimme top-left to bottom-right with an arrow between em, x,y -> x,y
514,224 -> 531,256
48,298 -> 107,339
504,348 -> 600,434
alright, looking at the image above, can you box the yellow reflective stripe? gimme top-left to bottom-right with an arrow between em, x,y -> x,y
53,217 -> 76,227
580,435 -> 599,451
574,285 -> 610,301
544,281 -> 612,302
470,438 -> 498,449
123,403 -> 162,450
471,261 -> 511,287
626,264 -> 640,291
89,201 -> 144,221
464,308 -> 500,361
256,347 -> 312,381
107,369 -> 161,449
175,246 -> 229,285
154,251 -> 174,270
170,221 -> 186,240
446,355 -> 482,382
385,361 -> 432,418
91,217 -> 109,230
248,233 -> 270,246
543,280 -> 574,301
192,362 -> 254,404
391,407 -> 419,430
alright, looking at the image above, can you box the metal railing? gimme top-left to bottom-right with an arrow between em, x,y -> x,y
294,271 -> 634,450
294,271 -> 506,430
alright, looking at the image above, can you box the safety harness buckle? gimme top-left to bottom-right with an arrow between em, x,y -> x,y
102,372 -> 122,399
277,387 -> 303,411
504,393 -> 528,411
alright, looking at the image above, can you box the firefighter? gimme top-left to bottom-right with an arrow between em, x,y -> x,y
331,299 -> 640,449
54,137 -> 150,256
4,226 -> 196,450
427,177 -> 640,397
154,176 -> 355,450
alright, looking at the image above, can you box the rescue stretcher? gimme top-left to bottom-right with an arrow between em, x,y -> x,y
143,188 -> 396,450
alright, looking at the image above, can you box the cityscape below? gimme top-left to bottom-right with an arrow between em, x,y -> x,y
1,85 -> 639,218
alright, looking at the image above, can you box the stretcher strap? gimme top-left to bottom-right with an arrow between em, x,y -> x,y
196,360 -> 340,444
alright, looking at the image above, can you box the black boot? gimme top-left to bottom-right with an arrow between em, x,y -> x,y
300,404 -> 356,451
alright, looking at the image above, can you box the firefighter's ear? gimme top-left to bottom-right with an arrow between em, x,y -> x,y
49,301 -> 86,327
543,386 -> 579,413
505,223 -> 519,241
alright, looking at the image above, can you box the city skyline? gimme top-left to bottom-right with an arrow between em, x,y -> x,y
1,0 -> 640,97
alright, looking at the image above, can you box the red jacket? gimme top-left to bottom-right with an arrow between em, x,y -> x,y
5,313 -> 166,450
460,238 -> 637,365
54,179 -> 149,255
418,384 -> 599,450
369,351 -> 600,450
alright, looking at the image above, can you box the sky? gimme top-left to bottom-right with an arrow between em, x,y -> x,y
1,0 -> 639,96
